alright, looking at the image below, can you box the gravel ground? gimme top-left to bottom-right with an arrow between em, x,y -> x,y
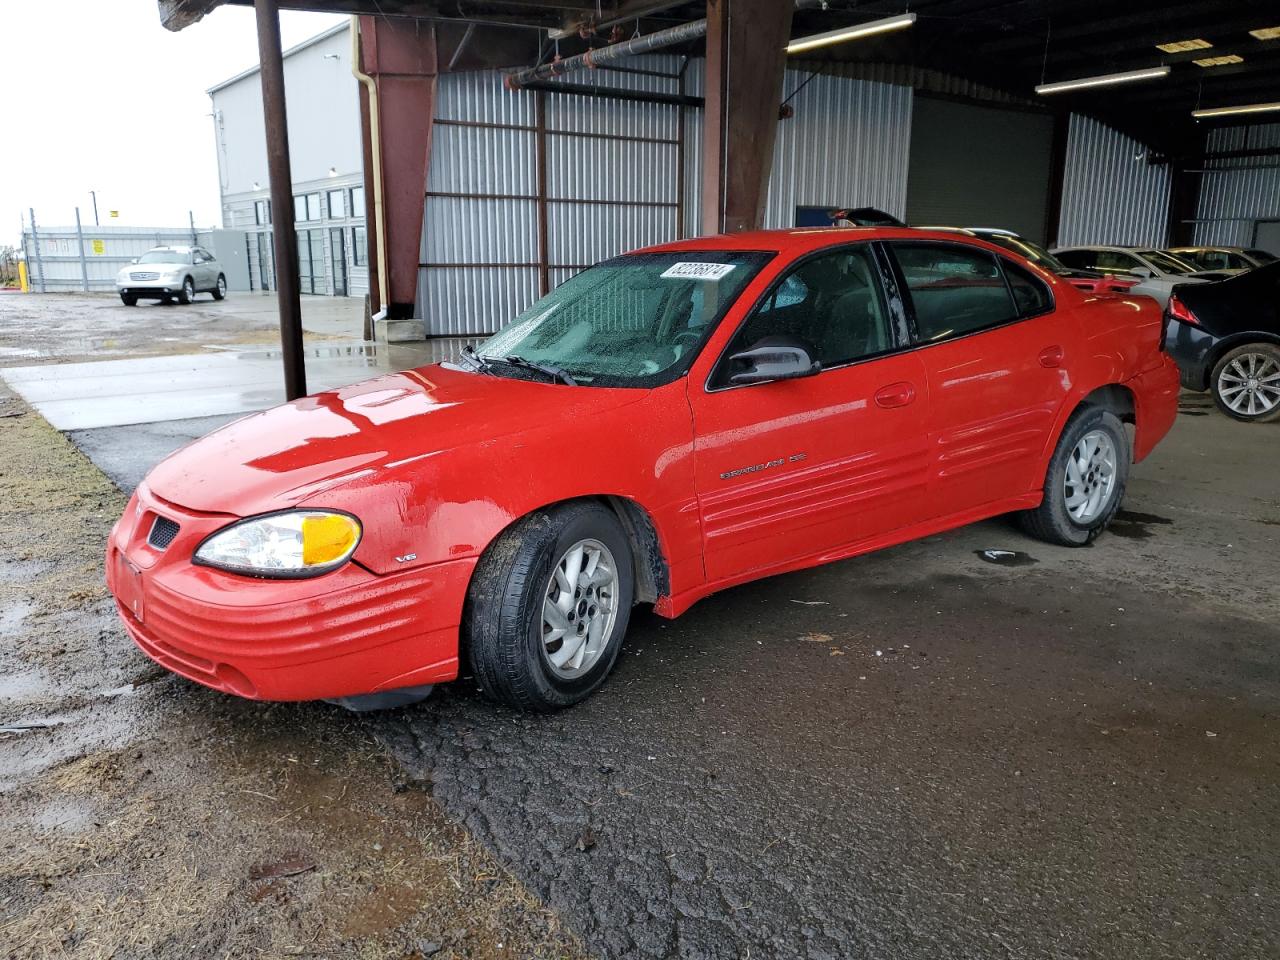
0,384 -> 586,960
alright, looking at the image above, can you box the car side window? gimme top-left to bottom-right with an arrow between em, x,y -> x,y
717,246 -> 891,384
1002,260 -> 1053,316
1054,250 -> 1095,271
891,242 -> 1017,343
1095,251 -> 1144,275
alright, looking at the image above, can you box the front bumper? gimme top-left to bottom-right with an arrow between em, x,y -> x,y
105,484 -> 472,701
1163,318 -> 1218,392
118,280 -> 184,297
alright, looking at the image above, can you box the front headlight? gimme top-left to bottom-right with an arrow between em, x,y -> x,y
193,510 -> 362,578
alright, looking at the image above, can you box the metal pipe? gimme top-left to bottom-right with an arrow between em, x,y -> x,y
505,17 -> 708,88
254,0 -> 307,400
74,207 -> 89,293
29,208 -> 46,294
515,77 -> 703,108
350,16 -> 389,327
89,190 -> 100,227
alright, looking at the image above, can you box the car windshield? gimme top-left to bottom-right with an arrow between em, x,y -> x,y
137,250 -> 184,264
979,233 -> 1071,274
1246,248 -> 1278,264
1139,250 -> 1198,274
472,251 -> 772,387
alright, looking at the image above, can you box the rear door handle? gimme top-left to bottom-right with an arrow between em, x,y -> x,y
874,381 -> 916,409
1039,345 -> 1065,368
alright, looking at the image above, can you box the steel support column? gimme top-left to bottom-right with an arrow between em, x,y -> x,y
359,15 -> 438,321
1167,143 -> 1207,247
254,0 -> 306,400
701,0 -> 793,234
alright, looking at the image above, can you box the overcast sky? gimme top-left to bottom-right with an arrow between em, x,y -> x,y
1,2 -> 348,246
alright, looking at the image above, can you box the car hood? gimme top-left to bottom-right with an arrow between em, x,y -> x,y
143,364 -> 648,515
126,262 -> 185,272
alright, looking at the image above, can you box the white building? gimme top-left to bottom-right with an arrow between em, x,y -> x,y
208,22 -> 368,298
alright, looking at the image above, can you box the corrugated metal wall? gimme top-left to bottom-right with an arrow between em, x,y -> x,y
422,60 -> 912,335
1056,114 -> 1170,248
419,59 -> 686,336
678,62 -> 911,234
763,72 -> 912,228
1192,123 -> 1280,247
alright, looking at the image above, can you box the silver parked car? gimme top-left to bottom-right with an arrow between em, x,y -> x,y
1048,244 -> 1228,308
1167,245 -> 1278,272
116,246 -> 226,306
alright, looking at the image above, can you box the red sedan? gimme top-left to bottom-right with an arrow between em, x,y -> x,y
106,228 -> 1180,711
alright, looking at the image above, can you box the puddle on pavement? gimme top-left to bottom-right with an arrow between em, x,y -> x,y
1109,510 -> 1175,540
975,549 -> 1038,567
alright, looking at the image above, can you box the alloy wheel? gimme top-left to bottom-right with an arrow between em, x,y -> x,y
1218,352 -> 1280,418
217,277 -> 226,297
1064,429 -> 1118,524
541,538 -> 619,679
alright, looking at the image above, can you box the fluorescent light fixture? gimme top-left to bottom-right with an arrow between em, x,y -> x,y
1193,100 -> 1280,118
1156,38 -> 1211,53
1249,26 -> 1280,40
1193,54 -> 1243,67
1035,65 -> 1170,95
786,12 -> 916,54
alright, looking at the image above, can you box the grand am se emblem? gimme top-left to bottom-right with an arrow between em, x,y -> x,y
720,453 -> 807,481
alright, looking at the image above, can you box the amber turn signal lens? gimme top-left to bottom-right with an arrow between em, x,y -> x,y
302,514 -> 361,566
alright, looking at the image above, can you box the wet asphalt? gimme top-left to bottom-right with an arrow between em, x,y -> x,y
375,407 -> 1280,960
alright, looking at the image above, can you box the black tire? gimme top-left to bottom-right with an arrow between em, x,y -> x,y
212,275 -> 227,301
177,276 -> 194,305
120,293 -> 137,306
1210,343 -> 1280,424
464,501 -> 634,711
1019,407 -> 1130,547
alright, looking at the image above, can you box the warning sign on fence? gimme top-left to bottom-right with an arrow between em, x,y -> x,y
91,239 -> 105,255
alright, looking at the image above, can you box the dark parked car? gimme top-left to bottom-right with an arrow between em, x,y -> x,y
1165,262 -> 1280,422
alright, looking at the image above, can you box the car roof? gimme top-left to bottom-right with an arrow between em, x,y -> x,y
1169,245 -> 1245,252
641,226 -> 1015,256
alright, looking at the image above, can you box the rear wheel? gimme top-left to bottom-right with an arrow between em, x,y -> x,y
120,293 -> 137,306
465,501 -> 634,711
1019,407 -> 1129,547
1211,343 -> 1280,423
177,276 -> 194,305
212,275 -> 227,300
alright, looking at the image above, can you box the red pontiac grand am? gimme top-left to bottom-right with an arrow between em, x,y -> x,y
106,228 -> 1180,711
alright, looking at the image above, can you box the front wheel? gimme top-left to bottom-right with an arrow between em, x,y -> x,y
177,276 -> 194,304
1211,344 -> 1280,423
120,293 -> 137,306
212,275 -> 227,300
1019,407 -> 1130,547
465,501 -> 634,711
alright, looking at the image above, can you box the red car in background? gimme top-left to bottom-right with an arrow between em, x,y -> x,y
106,228 -> 1180,712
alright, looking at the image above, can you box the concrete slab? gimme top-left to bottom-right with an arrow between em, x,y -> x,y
1,339 -> 458,430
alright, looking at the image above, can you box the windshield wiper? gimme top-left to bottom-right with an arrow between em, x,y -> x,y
458,343 -> 494,375
497,354 -> 577,386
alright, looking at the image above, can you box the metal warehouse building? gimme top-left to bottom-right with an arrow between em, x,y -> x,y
209,23 -> 370,299
167,0 -> 1280,366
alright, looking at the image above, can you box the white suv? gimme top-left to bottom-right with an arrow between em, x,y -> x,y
116,246 -> 226,306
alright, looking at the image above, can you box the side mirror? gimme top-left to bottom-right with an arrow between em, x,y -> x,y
1130,266 -> 1154,279
130,258 -> 138,264
726,336 -> 820,385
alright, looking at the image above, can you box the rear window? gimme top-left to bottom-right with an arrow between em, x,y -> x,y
1003,260 -> 1053,316
891,243 -> 1017,342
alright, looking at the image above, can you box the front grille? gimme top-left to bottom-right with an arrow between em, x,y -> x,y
130,271 -> 160,281
148,516 -> 180,550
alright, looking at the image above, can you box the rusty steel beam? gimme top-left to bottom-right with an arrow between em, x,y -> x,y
254,0 -> 307,400
360,16 -> 439,321
701,0 -> 794,234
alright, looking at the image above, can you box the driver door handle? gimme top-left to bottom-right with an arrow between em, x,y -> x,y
874,381 -> 916,409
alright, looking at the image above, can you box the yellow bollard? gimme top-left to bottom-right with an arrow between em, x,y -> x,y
18,260 -> 30,293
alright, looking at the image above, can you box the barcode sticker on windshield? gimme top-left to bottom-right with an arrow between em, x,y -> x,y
660,262 -> 737,281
